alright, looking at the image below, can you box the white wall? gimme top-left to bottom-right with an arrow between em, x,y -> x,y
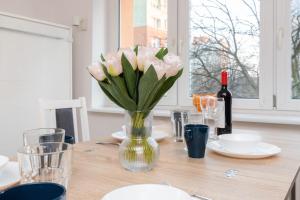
0,0 -> 92,104
0,14 -> 72,155
0,0 -> 94,131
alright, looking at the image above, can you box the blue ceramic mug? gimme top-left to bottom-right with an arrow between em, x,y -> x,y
0,183 -> 66,200
64,135 -> 75,144
184,124 -> 209,158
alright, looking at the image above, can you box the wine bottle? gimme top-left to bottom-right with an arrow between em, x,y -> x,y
217,70 -> 232,135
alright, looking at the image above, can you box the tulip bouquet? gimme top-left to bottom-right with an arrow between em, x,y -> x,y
88,46 -> 182,170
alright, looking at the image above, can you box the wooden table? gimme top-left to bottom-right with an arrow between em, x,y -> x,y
68,128 -> 300,200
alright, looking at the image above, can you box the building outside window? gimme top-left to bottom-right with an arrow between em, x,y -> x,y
120,0 -> 167,48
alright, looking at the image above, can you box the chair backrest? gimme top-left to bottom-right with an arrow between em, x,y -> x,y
39,97 -> 90,143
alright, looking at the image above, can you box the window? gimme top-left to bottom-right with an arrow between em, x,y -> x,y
152,0 -> 161,9
119,0 -> 177,106
151,37 -> 161,47
154,18 -> 161,29
93,0 -> 300,117
276,0 -> 300,110
178,0 -> 273,110
189,0 -> 260,99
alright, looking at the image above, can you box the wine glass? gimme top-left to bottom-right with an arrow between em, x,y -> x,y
199,95 -> 210,124
207,97 -> 225,139
192,94 -> 201,112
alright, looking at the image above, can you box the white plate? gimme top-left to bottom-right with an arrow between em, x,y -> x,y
207,141 -> 281,159
0,155 -> 8,171
0,161 -> 21,190
102,184 -> 191,200
112,131 -> 169,142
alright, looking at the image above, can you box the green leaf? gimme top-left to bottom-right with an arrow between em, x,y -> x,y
101,64 -> 137,111
155,48 -> 164,59
137,65 -> 159,110
98,81 -> 124,108
143,75 -> 166,109
162,48 -> 168,56
149,68 -> 183,110
155,48 -> 168,60
88,71 -> 96,80
100,54 -> 106,62
134,70 -> 142,104
121,53 -> 137,99
134,45 -> 138,55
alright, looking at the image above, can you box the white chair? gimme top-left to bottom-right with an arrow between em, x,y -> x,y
39,97 -> 90,143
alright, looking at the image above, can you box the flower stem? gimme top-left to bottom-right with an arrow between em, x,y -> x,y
123,112 -> 155,164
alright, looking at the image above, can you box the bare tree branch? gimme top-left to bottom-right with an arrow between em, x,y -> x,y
190,0 -> 259,97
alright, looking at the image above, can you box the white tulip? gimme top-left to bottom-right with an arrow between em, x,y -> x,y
163,53 -> 182,67
137,47 -> 160,71
136,54 -> 148,71
144,57 -> 166,80
117,48 -> 137,70
163,53 -> 182,78
103,53 -> 123,76
87,62 -> 106,81
164,63 -> 182,78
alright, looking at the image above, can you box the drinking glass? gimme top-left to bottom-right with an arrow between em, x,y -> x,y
199,96 -> 211,124
187,112 -> 204,124
23,128 -> 65,146
171,110 -> 189,142
207,97 -> 225,139
17,142 -> 72,188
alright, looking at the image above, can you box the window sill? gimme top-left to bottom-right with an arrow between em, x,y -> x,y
88,107 -> 170,117
88,107 -> 300,125
233,112 -> 300,125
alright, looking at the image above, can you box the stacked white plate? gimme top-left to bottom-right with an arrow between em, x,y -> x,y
207,133 -> 281,159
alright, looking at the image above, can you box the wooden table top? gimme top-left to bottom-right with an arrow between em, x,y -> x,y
68,128 -> 300,200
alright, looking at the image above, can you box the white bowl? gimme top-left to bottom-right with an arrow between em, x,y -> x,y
218,134 -> 262,153
102,184 -> 191,200
0,155 -> 9,171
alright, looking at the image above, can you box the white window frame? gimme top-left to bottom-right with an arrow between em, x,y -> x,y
156,0 -> 178,106
177,0 -> 274,110
276,0 -> 300,111
91,0 -> 178,108
91,0 -> 119,108
90,0 -> 300,123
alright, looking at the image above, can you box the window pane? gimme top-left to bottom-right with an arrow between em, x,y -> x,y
189,0 -> 260,99
120,0 -> 168,48
291,0 -> 300,99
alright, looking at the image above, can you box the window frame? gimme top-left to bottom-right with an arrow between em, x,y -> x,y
177,0 -> 274,110
276,0 -> 300,111
91,0 -> 119,108
92,0 -> 178,108
91,0 -> 300,119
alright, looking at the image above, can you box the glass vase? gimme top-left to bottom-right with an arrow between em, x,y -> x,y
119,111 -> 159,172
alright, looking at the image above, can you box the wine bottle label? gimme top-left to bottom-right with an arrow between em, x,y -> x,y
215,101 -> 225,128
